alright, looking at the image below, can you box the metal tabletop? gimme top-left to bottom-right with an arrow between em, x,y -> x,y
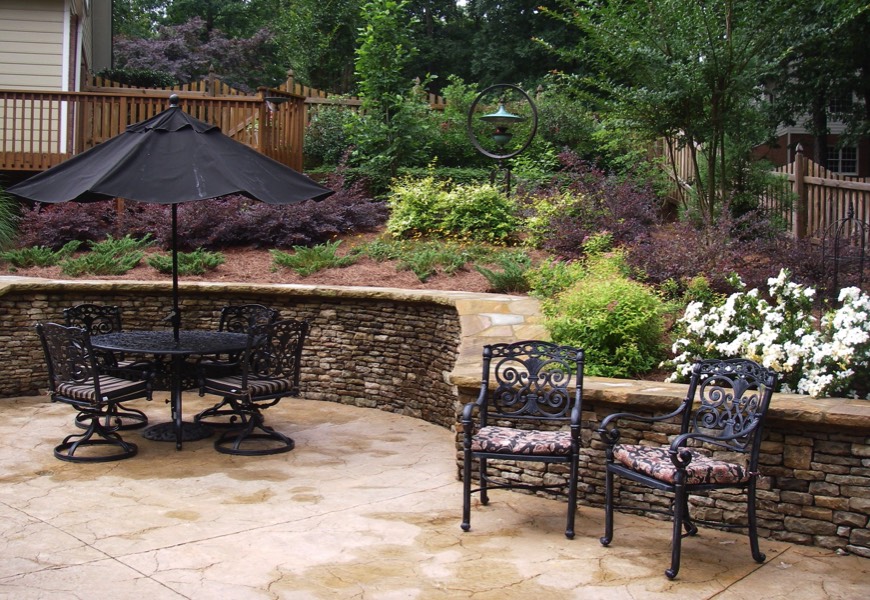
91,330 -> 250,356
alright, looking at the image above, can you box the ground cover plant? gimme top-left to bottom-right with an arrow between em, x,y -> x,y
0,241 -> 81,269
147,249 -> 226,276
271,241 -> 358,276
60,235 -> 153,277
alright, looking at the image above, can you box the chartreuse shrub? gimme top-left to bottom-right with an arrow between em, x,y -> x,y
665,269 -> 870,399
526,258 -> 588,300
541,252 -> 666,378
386,176 -> 518,244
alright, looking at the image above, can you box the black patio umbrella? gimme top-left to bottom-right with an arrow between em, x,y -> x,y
8,95 -> 333,340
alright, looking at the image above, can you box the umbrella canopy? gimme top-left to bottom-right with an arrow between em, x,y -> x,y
8,95 -> 334,338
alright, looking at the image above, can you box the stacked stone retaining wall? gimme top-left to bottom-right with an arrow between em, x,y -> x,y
0,277 -> 867,557
0,279 -> 461,428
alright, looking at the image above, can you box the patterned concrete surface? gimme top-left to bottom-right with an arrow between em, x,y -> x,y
1,393 -> 867,599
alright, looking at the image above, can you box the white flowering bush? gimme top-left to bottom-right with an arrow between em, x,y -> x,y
664,269 -> 870,398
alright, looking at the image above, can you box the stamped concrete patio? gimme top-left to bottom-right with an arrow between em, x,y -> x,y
1,392 -> 867,600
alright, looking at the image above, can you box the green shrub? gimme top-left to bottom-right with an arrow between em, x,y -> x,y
527,258 -> 588,299
523,190 -> 590,248
394,242 -> 474,281
386,177 -> 518,243
582,231 -> 614,256
424,75 -> 489,168
475,251 -> 532,293
543,258 -> 666,378
146,248 -> 226,276
395,166 -> 490,186
270,240 -> 358,276
60,235 -> 153,276
304,105 -> 355,168
441,184 -> 518,243
359,237 -> 405,262
358,237 -> 482,282
510,138 -> 561,189
95,67 -> 177,88
0,240 -> 81,269
386,176 -> 448,238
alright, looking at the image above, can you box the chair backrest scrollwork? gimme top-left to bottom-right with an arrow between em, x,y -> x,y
482,341 -> 584,424
218,304 -> 279,334
686,358 -> 777,453
36,322 -> 101,396
243,319 -> 309,391
63,303 -> 123,335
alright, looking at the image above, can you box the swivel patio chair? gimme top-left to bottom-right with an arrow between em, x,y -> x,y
199,318 -> 308,455
461,341 -> 585,539
194,303 -> 280,427
597,358 -> 777,579
36,322 -> 152,462
63,303 -> 151,429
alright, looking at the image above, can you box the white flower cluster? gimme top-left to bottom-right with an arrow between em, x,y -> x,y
665,269 -> 870,398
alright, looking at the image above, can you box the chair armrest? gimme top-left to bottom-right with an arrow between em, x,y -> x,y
667,424 -> 760,468
597,402 -> 689,446
461,388 -> 487,424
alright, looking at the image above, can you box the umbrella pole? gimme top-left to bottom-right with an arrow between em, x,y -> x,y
171,204 -> 181,341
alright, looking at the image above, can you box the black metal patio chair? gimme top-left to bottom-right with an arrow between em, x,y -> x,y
199,318 -> 308,455
461,340 -> 586,539
597,358 -> 778,579
36,322 -> 152,462
63,303 -> 151,429
194,303 -> 280,427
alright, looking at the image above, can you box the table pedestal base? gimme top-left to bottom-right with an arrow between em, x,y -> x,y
142,421 -> 213,442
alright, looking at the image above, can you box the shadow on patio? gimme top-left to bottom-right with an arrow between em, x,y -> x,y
0,393 -> 866,599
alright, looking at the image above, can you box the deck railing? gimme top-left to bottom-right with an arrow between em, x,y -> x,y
0,88 -> 305,172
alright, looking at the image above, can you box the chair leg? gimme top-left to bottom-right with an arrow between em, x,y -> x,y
600,467 -> 614,546
194,396 -> 247,427
681,495 -> 698,536
479,456 -> 489,505
75,401 -> 148,431
461,448 -> 472,532
667,485 -> 685,580
747,479 -> 766,563
565,455 -> 579,539
213,408 -> 293,456
55,413 -> 138,463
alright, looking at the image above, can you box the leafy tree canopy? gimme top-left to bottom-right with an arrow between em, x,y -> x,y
113,17 -> 287,92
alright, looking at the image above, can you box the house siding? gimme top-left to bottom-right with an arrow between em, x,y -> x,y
0,0 -> 65,91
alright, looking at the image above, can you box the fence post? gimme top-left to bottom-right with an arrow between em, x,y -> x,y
794,143 -> 808,239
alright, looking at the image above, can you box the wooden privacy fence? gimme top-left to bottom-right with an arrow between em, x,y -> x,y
0,87 -> 305,171
659,139 -> 870,242
88,70 -> 447,122
762,146 -> 870,241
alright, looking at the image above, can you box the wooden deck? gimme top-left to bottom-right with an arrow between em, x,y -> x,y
0,89 -> 305,172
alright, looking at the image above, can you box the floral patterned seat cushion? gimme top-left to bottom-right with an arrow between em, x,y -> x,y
612,444 -> 750,485
471,426 -> 572,456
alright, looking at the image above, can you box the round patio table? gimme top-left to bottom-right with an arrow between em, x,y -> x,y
92,330 -> 250,450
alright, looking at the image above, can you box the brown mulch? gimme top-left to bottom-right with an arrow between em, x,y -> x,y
6,233 -> 497,293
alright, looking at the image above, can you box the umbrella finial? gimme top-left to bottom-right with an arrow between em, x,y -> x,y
169,94 -> 179,108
